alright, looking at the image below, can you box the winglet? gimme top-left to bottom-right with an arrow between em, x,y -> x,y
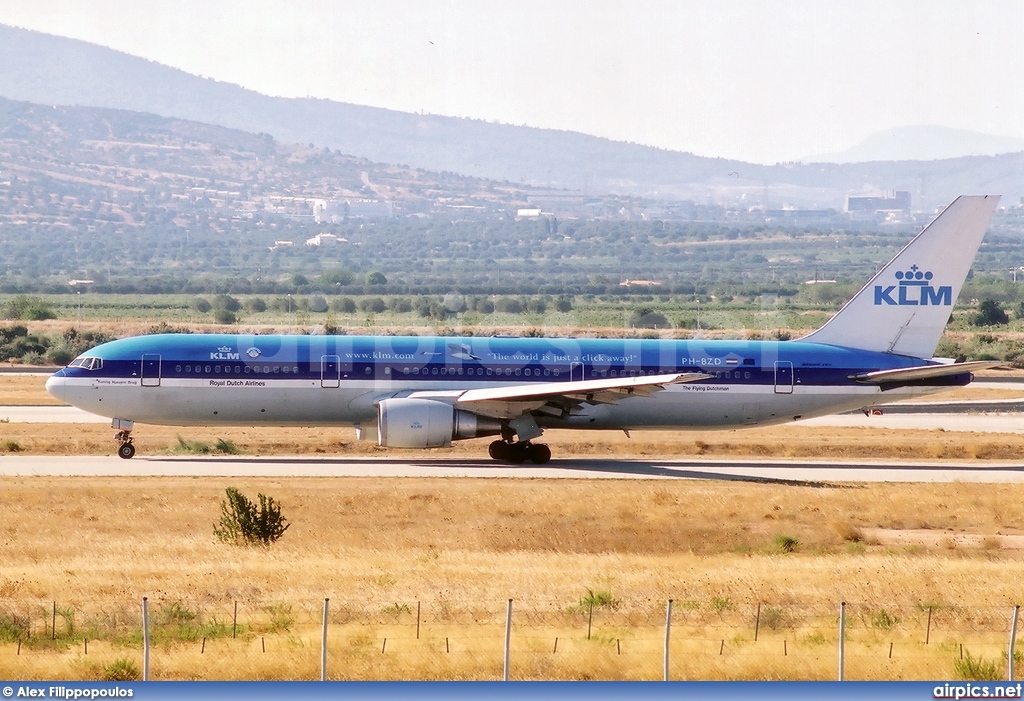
800,195 -> 999,359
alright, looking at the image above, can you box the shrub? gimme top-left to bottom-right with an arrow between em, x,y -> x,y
629,308 -> 671,329
974,299 -> 1009,326
954,650 -> 1000,680
2,295 -> 56,321
212,309 -> 237,325
103,658 -> 141,681
245,297 -> 267,313
192,297 -> 212,313
214,487 -> 290,546
774,534 -> 799,553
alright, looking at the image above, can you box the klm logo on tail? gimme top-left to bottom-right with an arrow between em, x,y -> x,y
874,265 -> 952,306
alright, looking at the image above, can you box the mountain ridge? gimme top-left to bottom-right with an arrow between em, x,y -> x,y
1,24 -> 1023,209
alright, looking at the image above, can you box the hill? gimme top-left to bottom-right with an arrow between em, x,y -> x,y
2,24 -> 1024,209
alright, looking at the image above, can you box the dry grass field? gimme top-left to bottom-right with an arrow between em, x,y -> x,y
3,477 -> 1024,680
4,368 -> 1024,680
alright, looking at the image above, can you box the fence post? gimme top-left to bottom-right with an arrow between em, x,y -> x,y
503,599 -> 513,681
51,601 -> 56,641
416,601 -> 421,640
321,598 -> 329,681
754,603 -> 761,642
1009,605 -> 1020,682
142,597 -> 150,682
664,599 -> 673,681
838,601 -> 846,681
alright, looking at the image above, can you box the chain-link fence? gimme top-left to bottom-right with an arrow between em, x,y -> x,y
1,597 -> 1020,681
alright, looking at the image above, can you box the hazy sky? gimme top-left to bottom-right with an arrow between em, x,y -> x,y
0,0 -> 1021,164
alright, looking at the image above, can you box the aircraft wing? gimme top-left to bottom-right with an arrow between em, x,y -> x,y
849,360 -> 1000,385
408,372 -> 711,420
456,372 -> 710,420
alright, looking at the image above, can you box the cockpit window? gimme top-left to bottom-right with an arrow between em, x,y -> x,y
68,357 -> 103,370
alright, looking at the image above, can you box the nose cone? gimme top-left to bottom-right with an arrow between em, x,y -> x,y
45,371 -> 68,403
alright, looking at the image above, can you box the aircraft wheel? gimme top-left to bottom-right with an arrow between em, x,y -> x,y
506,443 -> 529,464
488,440 -> 509,461
117,442 -> 136,460
528,444 -> 551,464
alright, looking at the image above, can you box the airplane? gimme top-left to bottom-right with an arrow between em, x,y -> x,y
46,195 -> 1000,463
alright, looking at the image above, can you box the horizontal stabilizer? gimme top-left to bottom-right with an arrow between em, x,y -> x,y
849,360 -> 1000,384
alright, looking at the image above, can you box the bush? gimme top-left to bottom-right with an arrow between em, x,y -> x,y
2,295 -> 56,321
954,650 -> 1000,680
213,309 -> 237,325
774,534 -> 799,553
103,658 -> 140,681
974,299 -> 1009,326
214,487 -> 290,546
192,297 -> 212,314
333,297 -> 357,314
212,294 -> 241,312
629,308 -> 671,329
245,297 -> 267,313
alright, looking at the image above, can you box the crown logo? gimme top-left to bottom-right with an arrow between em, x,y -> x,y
894,265 -> 933,285
218,346 -> 232,353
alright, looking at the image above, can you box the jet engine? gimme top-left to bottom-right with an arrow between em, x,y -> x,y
377,398 -> 502,448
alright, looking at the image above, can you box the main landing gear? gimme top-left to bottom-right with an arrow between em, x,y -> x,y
488,440 -> 552,465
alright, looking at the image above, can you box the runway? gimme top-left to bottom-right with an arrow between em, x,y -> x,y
3,454 -> 1024,483
3,404 -> 1024,433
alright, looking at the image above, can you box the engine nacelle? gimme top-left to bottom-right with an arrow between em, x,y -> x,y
377,398 -> 502,448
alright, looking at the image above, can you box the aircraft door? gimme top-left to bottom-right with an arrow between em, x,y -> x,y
774,361 -> 794,394
141,354 -> 161,387
569,361 -> 585,382
321,355 -> 341,388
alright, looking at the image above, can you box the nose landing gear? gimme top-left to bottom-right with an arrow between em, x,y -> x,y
112,419 -> 136,459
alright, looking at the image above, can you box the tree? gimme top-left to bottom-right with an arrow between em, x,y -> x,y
974,299 -> 1009,326
365,271 -> 387,285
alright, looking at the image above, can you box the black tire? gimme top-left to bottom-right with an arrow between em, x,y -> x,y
488,440 -> 509,461
117,442 -> 136,460
528,444 -> 551,464
506,443 -> 528,464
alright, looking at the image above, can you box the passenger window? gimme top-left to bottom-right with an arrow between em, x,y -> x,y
364,367 -> 371,375
515,369 -> 521,376
432,367 -> 438,375
744,371 -> 751,379
384,367 -> 391,375
175,365 -> 182,373
244,366 -> 250,374
544,369 -> 550,376
282,366 -> 290,374
274,366 -> 280,374
205,365 -> 212,373
185,365 -> 191,372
